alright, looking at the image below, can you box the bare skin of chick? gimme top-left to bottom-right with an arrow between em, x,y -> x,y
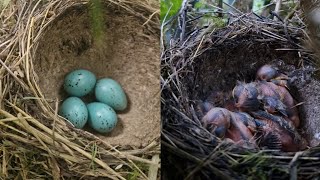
256,64 -> 289,88
261,96 -> 287,117
255,117 -> 307,152
233,75 -> 300,127
233,82 -> 261,112
257,81 -> 300,127
202,108 -> 257,149
252,110 -> 307,152
202,107 -> 232,138
225,112 -> 258,149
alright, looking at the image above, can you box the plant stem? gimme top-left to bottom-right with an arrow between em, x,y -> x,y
274,0 -> 282,21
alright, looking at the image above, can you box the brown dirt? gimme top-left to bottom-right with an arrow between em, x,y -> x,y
33,4 -> 160,148
300,0 -> 320,147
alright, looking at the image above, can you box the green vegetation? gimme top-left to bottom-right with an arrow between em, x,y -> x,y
160,0 -> 183,22
89,0 -> 105,43
252,0 -> 265,14
126,162 -> 149,180
161,0 -> 300,44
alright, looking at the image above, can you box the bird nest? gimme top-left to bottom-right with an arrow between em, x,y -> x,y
161,5 -> 320,180
0,0 -> 159,179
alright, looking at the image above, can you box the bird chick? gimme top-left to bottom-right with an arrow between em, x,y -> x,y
233,81 -> 260,112
256,81 -> 300,127
261,95 -> 288,117
202,107 -> 257,149
232,80 -> 300,127
255,118 -> 307,152
202,107 -> 231,138
232,112 -> 258,134
252,111 -> 307,152
225,112 -> 258,149
256,64 -> 289,88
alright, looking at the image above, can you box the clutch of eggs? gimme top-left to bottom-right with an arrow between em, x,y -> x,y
59,69 -> 127,133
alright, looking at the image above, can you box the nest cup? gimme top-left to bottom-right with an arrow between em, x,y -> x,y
162,15 -> 320,179
1,0 -> 160,179
34,2 -> 160,147
186,32 -> 320,146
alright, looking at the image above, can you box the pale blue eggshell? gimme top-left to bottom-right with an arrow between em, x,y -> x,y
59,97 -> 88,128
95,78 -> 127,111
87,102 -> 118,133
64,69 -> 96,97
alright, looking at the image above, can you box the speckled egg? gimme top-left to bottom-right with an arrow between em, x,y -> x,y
95,78 -> 127,111
87,102 -> 118,133
64,69 -> 96,97
59,97 -> 88,128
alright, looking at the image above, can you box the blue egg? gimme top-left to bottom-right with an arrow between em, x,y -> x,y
64,69 -> 96,97
59,97 -> 88,128
95,78 -> 127,111
87,102 -> 117,133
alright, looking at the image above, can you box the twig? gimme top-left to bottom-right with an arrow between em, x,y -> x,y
185,143 -> 223,179
289,152 -> 304,180
218,0 -> 223,17
148,154 -> 160,180
274,0 -> 282,21
162,141 -> 232,180
160,3 -> 173,51
0,58 -> 30,91
285,3 -> 300,22
179,0 -> 189,42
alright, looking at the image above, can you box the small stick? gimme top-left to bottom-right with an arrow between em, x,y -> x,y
218,0 -> 223,17
179,0 -> 188,42
148,154 -> 160,180
289,151 -> 304,180
285,3 -> 299,22
274,0 -> 282,21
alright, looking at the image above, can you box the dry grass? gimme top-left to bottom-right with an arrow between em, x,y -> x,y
0,0 -> 160,179
161,1 -> 320,179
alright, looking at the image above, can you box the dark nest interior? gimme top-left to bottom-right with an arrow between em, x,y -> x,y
161,11 -> 320,180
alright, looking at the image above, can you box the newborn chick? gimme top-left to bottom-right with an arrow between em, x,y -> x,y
232,81 -> 288,117
252,110 -> 307,152
202,108 -> 257,149
261,96 -> 287,117
233,81 -> 261,112
254,115 -> 307,152
225,112 -> 258,149
202,107 -> 231,138
256,64 -> 289,88
256,81 -> 300,127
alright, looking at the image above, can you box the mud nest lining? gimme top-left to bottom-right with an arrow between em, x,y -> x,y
34,3 -> 160,148
161,12 -> 320,179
